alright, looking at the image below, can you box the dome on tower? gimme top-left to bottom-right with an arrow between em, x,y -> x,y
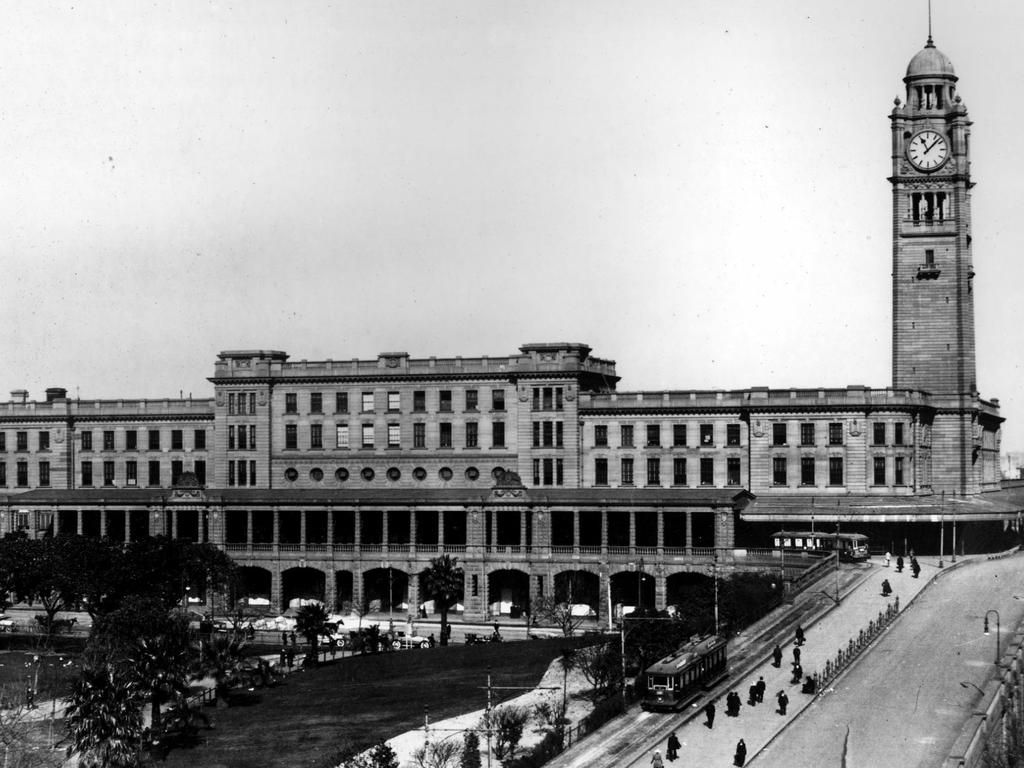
905,38 -> 956,80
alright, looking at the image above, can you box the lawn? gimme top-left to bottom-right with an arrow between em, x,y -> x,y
160,638 -> 588,768
0,650 -> 80,707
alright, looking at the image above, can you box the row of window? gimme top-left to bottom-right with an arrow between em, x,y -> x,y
0,460 -> 205,488
282,388 -> 509,416
227,392 -> 257,416
280,465 -> 500,484
594,423 -> 741,449
594,457 -> 742,486
770,422 -> 906,448
227,460 -> 257,487
285,421 -> 508,451
768,455 -> 906,486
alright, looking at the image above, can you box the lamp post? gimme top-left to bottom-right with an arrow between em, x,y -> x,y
636,558 -> 645,611
713,549 -> 719,636
984,609 -> 1001,666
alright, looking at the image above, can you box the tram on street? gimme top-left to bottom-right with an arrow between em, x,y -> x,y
641,634 -> 728,711
771,530 -> 870,562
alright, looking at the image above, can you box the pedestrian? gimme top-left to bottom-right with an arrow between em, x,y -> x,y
494,621 -> 500,636
704,700 -> 716,729
651,749 -> 664,768
777,690 -> 789,715
793,646 -> 801,665
428,633 -> 436,648
279,646 -> 287,667
281,630 -> 288,646
884,551 -> 892,567
286,646 -> 295,669
801,675 -> 817,694
666,731 -> 680,762
881,579 -> 892,597
290,630 -> 297,646
911,557 -> 921,578
755,676 -> 766,703
328,636 -> 337,658
733,738 -> 747,767
896,555 -> 904,573
795,625 -> 805,646
747,682 -> 758,706
791,662 -> 803,684
772,644 -> 783,668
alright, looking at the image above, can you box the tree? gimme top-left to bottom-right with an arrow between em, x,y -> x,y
126,623 -> 192,738
488,706 -> 529,761
575,641 -> 622,700
531,595 -> 586,637
295,602 -> 329,665
556,647 -> 576,736
412,739 -> 461,768
423,555 -> 464,646
195,632 -> 253,706
64,663 -> 144,768
11,537 -> 84,642
0,703 -> 64,768
460,730 -> 482,768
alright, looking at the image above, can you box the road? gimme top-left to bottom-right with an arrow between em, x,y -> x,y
754,552 -> 1024,767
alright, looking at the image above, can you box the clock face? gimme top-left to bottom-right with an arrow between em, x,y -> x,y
907,130 -> 949,171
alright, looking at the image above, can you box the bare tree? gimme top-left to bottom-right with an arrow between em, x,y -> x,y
531,595 -> 586,636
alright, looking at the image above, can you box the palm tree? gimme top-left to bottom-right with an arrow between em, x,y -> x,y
64,663 -> 144,768
295,603 -> 329,665
127,631 -> 192,739
196,632 -> 252,706
423,555 -> 464,646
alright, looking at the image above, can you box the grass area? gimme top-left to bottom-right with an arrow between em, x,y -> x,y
0,650 -> 80,706
160,638 -> 588,768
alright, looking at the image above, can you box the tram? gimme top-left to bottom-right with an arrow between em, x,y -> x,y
771,530 -> 870,562
641,634 -> 728,712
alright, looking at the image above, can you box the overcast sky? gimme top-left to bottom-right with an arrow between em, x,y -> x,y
3,1 -> 1023,452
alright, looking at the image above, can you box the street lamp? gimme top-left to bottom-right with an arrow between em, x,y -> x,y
984,610 -> 1001,666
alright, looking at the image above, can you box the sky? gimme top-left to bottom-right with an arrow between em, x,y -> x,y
3,2 -> 1023,452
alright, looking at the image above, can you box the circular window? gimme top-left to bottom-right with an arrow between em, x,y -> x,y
413,467 -> 427,481
491,466 -> 505,480
387,467 -> 401,482
439,467 -> 453,481
361,467 -> 375,481
335,467 -> 349,482
284,467 -> 298,482
465,466 -> 480,481
310,468 -> 324,482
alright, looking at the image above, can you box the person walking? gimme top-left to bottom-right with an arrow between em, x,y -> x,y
755,676 -> 766,703
651,749 -> 664,768
881,579 -> 892,597
793,646 -> 801,666
733,738 -> 747,767
896,555 -> 904,573
704,700 -> 716,729
911,557 -> 921,578
791,662 -> 803,685
666,732 -> 681,762
747,682 -> 758,707
884,551 -> 892,567
795,625 -> 805,646
777,690 -> 789,715
772,644 -> 783,668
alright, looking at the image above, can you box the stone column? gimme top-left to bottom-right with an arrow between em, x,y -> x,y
657,508 -> 664,550
246,510 -> 253,546
354,508 -> 362,547
300,510 -> 307,547
273,509 -> 280,549
629,511 -> 636,549
438,510 -> 445,548
100,508 -> 108,538
685,512 -> 693,549
77,509 -> 84,535
327,508 -> 335,546
655,572 -> 667,611
410,509 -> 418,550
382,510 -> 390,548
519,510 -> 526,547
409,572 -> 420,616
573,510 -> 580,547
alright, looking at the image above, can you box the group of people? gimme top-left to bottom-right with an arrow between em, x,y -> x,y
891,551 -> 922,578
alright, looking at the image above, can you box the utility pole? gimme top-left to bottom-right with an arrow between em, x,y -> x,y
939,490 -> 945,568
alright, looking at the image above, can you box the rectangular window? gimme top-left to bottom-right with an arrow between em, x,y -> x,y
646,457 -> 661,485
285,424 -> 297,450
336,423 -> 350,449
39,461 -> 50,487
727,457 -> 741,486
0,462 -> 6,485
228,425 -> 236,450
673,457 -> 687,485
621,424 -> 634,448
249,393 -> 256,414
646,424 -> 660,447
248,426 -> 256,451
100,431 -> 113,451
126,430 -> 137,450
228,393 -> 236,415
362,392 -> 375,412
439,390 -> 452,412
336,392 -> 349,413
700,457 -> 714,485
828,423 -> 843,446
387,392 -> 400,412
466,390 -> 478,411
249,460 -> 256,486
621,457 -> 634,486
126,460 -> 137,486
533,422 -> 540,448
895,456 -> 905,485
873,423 -> 886,446
727,424 -> 741,446
80,431 -> 91,451
925,248 -> 935,266
413,423 -> 426,448
700,424 -> 714,446
673,424 -> 687,447
239,425 -> 249,450
465,422 -> 478,448
237,460 -> 247,486
38,431 -> 50,452
556,458 -> 563,486
16,432 -> 28,452
311,424 -> 323,449
310,392 -> 323,413
492,421 -> 505,448
532,388 -> 540,411
555,388 -> 564,411
873,456 -> 886,485
492,389 -> 505,411
171,430 -> 183,450
194,460 -> 206,485
894,423 -> 905,446
194,429 -> 206,450
801,457 -> 815,485
595,458 -> 608,485
829,456 -> 844,486
148,430 -> 160,450
413,391 -> 426,412
773,457 -> 787,485
772,423 -> 787,446
285,393 -> 298,414
542,388 -> 553,410
532,458 -> 540,486
17,461 -> 28,487
81,461 -> 93,486
555,421 -> 564,447
388,423 -> 401,448
148,461 -> 160,486
800,423 -> 815,446
0,433 -> 5,451
543,421 -> 553,447
542,458 -> 554,485
595,425 -> 608,446
227,461 -> 235,487
439,422 -> 452,448
361,424 -> 374,448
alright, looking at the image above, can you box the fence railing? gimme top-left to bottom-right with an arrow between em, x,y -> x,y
808,597 -> 900,694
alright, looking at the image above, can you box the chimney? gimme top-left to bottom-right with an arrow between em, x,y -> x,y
10,389 -> 28,404
45,388 -> 68,403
